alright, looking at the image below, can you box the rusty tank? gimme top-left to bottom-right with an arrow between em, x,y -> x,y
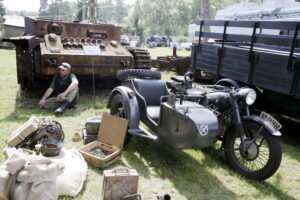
2,17 -> 152,90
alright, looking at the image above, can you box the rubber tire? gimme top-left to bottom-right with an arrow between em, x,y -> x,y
110,94 -> 132,146
223,120 -> 282,181
116,69 -> 161,81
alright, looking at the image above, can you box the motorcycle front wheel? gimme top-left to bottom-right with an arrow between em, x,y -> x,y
223,120 -> 282,181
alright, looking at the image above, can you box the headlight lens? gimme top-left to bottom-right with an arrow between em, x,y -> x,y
245,90 -> 257,105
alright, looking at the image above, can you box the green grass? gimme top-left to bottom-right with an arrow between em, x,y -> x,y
146,47 -> 191,59
0,49 -> 300,200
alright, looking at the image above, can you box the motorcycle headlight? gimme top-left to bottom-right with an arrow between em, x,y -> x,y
239,88 -> 257,105
246,90 -> 257,105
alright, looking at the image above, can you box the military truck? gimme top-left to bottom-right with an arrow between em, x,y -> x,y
2,17 -> 152,90
191,20 -> 300,119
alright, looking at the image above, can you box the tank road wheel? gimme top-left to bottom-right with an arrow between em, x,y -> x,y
223,121 -> 282,180
116,69 -> 161,81
110,94 -> 132,145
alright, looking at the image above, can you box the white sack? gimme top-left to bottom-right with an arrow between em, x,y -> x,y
50,148 -> 88,197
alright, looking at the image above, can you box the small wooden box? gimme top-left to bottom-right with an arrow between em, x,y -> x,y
7,116 -> 39,147
102,168 -> 139,200
78,113 -> 128,169
82,128 -> 97,145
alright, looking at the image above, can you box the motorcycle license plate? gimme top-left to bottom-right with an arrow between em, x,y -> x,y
260,112 -> 282,131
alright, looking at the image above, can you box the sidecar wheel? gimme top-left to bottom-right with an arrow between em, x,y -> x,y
110,94 -> 132,146
223,121 -> 282,180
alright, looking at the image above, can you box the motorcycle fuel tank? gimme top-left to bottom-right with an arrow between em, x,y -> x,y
157,101 -> 219,149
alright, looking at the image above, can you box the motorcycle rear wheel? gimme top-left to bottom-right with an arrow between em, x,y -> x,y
223,120 -> 282,180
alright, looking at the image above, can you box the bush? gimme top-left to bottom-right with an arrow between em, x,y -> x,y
177,35 -> 187,43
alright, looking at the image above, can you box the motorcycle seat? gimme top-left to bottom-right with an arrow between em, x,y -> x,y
133,79 -> 168,121
146,106 -> 161,122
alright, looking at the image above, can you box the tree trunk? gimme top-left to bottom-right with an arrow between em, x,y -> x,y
200,0 -> 210,20
200,0 -> 210,37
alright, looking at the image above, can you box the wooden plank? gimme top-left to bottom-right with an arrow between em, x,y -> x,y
258,21 -> 298,30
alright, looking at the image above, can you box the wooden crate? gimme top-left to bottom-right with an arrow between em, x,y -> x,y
102,168 -> 139,200
78,141 -> 121,168
78,113 -> 128,169
7,116 -> 39,147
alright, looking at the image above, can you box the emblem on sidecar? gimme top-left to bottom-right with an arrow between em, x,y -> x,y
199,125 -> 208,136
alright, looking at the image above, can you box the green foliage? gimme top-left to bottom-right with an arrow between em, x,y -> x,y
98,0 -> 114,23
38,0 -> 48,17
38,0 -> 76,21
131,0 -> 143,40
75,0 -> 86,21
34,0 -> 249,40
177,35 -> 188,43
6,10 -> 38,16
115,0 -> 127,24
0,0 -> 5,16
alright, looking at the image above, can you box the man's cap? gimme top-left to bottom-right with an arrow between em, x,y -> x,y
58,62 -> 71,70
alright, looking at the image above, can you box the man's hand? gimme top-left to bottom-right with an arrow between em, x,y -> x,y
57,92 -> 66,101
38,99 -> 46,108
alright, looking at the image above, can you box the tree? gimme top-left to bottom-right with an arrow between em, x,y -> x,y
89,0 -> 96,23
39,0 -> 74,21
39,0 -> 49,17
98,0 -> 114,23
139,0 -> 193,37
115,0 -> 127,25
0,0 -> 5,16
75,0 -> 87,21
132,0 -> 144,40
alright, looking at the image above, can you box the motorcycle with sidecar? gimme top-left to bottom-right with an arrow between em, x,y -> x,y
107,69 -> 282,180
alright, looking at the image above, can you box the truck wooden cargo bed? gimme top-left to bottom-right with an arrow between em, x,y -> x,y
192,20 -> 300,99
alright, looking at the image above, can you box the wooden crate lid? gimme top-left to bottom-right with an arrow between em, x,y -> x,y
97,113 -> 129,148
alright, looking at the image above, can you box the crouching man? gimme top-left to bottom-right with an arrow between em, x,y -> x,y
38,62 -> 79,114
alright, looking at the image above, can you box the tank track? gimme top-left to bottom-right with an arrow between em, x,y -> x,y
126,47 -> 152,69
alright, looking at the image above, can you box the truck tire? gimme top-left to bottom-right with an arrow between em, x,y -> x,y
116,69 -> 161,81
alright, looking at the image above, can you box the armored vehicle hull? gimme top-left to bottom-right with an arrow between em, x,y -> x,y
3,17 -> 152,90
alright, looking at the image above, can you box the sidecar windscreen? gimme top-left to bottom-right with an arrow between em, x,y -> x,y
133,79 -> 168,121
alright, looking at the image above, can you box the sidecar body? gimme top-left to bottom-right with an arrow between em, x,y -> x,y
107,78 -> 219,149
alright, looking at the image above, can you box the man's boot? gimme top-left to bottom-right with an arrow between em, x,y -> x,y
55,101 -> 70,115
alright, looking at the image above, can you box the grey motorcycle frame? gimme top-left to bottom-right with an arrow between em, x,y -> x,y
107,78 -> 281,150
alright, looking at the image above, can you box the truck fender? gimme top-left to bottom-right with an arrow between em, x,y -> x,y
216,78 -> 241,89
241,115 -> 281,136
107,86 -> 140,129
